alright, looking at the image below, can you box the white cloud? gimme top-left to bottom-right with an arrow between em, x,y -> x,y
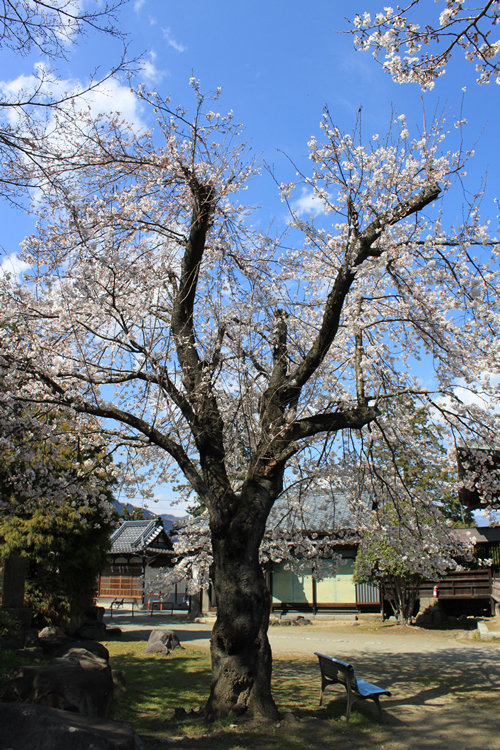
434,373 -> 500,425
292,188 -> 325,218
162,28 -> 187,53
0,253 -> 30,279
134,0 -> 145,11
0,65 -> 147,132
82,78 -> 146,129
454,373 -> 500,410
139,51 -> 167,85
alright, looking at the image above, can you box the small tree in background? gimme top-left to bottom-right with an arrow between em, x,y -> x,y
117,503 -> 146,521
364,396 -> 475,526
353,508 -> 468,624
354,397 -> 473,624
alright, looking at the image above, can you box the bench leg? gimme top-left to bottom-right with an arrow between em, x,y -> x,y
346,693 -> 357,723
372,696 -> 385,723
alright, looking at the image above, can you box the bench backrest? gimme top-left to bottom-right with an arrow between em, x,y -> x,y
315,653 -> 357,691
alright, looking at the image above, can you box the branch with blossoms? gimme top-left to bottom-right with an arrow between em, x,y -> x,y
347,2 -> 500,88
0,384 -> 118,516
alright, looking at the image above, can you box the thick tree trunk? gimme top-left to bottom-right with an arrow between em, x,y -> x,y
205,513 -> 280,720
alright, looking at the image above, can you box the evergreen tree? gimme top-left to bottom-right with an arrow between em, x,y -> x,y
0,499 -> 113,630
118,503 -> 146,520
0,406 -> 116,630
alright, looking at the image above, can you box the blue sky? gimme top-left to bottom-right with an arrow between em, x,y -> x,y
1,1 -> 499,516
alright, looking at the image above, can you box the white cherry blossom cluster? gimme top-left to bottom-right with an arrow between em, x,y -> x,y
348,2 -> 500,88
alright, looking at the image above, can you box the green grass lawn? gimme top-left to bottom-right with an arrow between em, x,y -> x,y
106,641 -> 380,750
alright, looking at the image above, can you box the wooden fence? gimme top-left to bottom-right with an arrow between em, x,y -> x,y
420,569 -> 492,600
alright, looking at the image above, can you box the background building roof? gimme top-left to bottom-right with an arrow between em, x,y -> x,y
266,490 -> 362,540
110,518 -> 173,555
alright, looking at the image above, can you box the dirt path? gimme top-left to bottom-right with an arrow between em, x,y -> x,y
270,624 -> 500,750
107,614 -> 500,749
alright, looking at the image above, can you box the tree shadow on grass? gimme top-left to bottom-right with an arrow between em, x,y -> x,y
108,646 -> 211,733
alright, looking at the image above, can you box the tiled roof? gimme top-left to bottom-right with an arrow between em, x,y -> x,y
174,491 -> 362,543
267,490 -> 361,537
110,518 -> 173,555
451,527 -> 500,545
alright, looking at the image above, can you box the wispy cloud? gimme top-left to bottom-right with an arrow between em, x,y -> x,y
134,0 -> 145,12
162,28 -> 186,53
139,51 -> 167,84
292,188 -> 325,218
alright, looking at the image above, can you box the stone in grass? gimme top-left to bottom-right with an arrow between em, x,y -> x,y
282,712 -> 300,724
53,639 -> 110,661
145,629 -> 183,655
38,625 -> 72,656
112,668 -> 127,701
39,625 -> 67,639
106,627 -> 123,638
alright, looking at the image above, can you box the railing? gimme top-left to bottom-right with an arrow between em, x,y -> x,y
420,569 -> 492,599
98,575 -> 142,599
109,598 -> 138,617
492,577 -> 500,602
356,582 -> 381,605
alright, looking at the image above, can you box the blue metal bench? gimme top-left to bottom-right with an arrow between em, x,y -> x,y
314,653 -> 391,722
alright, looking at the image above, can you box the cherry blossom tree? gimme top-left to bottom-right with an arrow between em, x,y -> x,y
1,84 -> 499,718
353,513 -> 467,625
347,2 -> 500,89
0,0 -> 130,205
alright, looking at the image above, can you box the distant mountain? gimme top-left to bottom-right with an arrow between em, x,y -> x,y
112,500 -> 188,532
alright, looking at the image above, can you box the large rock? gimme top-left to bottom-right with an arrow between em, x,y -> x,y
39,625 -> 67,639
76,621 -> 107,640
0,703 -> 142,750
38,626 -> 72,656
145,629 -> 182,655
3,648 -> 114,717
106,626 -> 123,638
52,639 -> 110,661
415,601 -> 447,628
